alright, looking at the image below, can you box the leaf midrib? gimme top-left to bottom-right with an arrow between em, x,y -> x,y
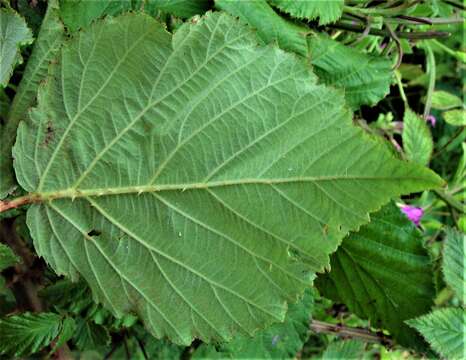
33,175 -> 433,201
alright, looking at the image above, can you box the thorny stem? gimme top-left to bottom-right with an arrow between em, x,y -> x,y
310,320 -> 393,346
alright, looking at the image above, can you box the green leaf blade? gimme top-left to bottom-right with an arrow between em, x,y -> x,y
316,203 -> 436,347
407,308 -> 466,359
307,35 -> 393,109
0,312 -> 65,357
443,228 -> 465,302
269,0 -> 344,25
0,243 -> 18,271
402,109 -> 433,166
0,8 -> 34,87
14,12 -> 442,345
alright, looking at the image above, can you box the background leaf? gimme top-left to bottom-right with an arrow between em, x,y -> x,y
0,312 -> 69,357
0,0 -> 64,199
402,108 -> 433,166
321,340 -> 365,359
307,34 -> 393,109
444,109 -> 466,126
0,242 -> 18,271
215,0 -> 308,56
443,228 -> 465,302
406,308 -> 466,359
269,0 -> 344,25
193,290 -> 313,359
0,8 -> 34,87
316,203 -> 436,347
430,90 -> 463,110
14,11 -> 441,345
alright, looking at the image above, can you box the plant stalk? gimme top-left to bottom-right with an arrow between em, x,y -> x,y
310,320 -> 393,345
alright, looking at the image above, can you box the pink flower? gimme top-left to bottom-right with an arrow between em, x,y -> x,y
400,205 -> 424,226
425,115 -> 436,127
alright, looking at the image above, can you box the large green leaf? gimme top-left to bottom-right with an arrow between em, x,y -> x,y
215,0 -> 309,57
402,109 -> 433,166
307,34 -> 393,109
0,0 -> 64,199
443,228 -> 465,302
0,312 -> 71,357
193,290 -> 313,359
269,0 -> 344,25
0,8 -> 33,87
14,12 -> 441,345
406,308 -> 466,359
316,203 -> 436,347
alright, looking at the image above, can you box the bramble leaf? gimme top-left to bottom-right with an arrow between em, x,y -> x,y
406,308 -> 466,359
269,0 -> 344,25
14,12 -> 442,345
0,8 -> 33,87
316,203 -> 436,347
443,228 -> 465,302
0,312 -> 71,357
0,0 -> 64,199
307,34 -> 393,109
402,109 -> 433,166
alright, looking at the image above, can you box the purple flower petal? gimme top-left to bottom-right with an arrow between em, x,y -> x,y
426,115 -> 436,127
400,205 -> 424,226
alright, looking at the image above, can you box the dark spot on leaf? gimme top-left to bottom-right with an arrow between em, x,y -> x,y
87,229 -> 101,237
41,121 -> 54,146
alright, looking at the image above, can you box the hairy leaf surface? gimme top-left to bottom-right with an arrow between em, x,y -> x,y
406,308 -> 466,359
0,0 -> 64,199
307,34 -> 393,109
0,8 -> 33,87
269,0 -> 344,25
14,12 -> 441,344
316,203 -> 436,347
321,340 -> 365,359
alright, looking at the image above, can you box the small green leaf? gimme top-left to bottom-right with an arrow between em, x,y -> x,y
14,12 -> 442,345
402,108 -> 433,166
73,318 -> 111,351
444,109 -> 466,126
269,0 -> 344,25
0,8 -> 34,87
0,312 -> 65,357
307,34 -> 393,109
430,90 -> 463,110
443,228 -> 465,302
316,203 -> 436,347
0,0 -> 64,199
322,340 -> 365,359
0,243 -> 18,271
406,308 -> 466,359
215,0 -> 309,57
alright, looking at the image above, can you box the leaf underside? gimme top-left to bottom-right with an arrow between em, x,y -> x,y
316,203 -> 436,347
14,12 -> 441,344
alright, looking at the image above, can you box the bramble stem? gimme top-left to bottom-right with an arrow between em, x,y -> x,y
310,320 -> 393,345
0,195 -> 37,213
